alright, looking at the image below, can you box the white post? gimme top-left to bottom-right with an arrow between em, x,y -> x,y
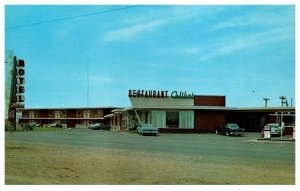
293,126 -> 295,140
134,110 -> 142,126
281,122 -> 284,140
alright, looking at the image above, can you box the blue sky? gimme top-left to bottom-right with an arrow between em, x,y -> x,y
4,5 -> 295,108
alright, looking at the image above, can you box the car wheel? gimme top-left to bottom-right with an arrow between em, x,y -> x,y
215,130 -> 218,135
226,132 -> 229,136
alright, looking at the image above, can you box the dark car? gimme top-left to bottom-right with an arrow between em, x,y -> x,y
216,123 -> 245,136
88,123 -> 111,130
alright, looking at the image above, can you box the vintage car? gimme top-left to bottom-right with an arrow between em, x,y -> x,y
216,123 -> 245,136
88,123 -> 111,130
137,124 -> 159,135
49,123 -> 62,128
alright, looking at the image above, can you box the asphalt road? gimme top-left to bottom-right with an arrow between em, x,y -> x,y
5,129 -> 295,164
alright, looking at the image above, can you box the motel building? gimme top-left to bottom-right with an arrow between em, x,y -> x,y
19,90 -> 295,134
19,107 -> 117,128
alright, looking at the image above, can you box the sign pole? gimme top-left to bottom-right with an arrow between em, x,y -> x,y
9,56 -> 17,131
8,56 -> 25,131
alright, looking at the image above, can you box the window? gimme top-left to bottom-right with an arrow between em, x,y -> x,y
166,111 -> 179,128
140,111 -> 150,124
151,111 -> 166,128
179,111 -> 194,128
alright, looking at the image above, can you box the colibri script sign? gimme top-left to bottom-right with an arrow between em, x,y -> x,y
128,90 -> 194,99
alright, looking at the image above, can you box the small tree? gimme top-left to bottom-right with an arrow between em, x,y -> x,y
22,123 -> 34,131
5,120 -> 14,132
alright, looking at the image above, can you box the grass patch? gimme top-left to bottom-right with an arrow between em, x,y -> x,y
13,126 -> 65,132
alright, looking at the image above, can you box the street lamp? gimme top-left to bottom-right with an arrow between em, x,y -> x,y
279,96 -> 286,107
263,98 -> 270,107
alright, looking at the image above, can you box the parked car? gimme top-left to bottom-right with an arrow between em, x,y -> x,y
216,123 -> 245,136
137,124 -> 159,136
88,123 -> 111,130
30,122 -> 40,127
261,123 -> 285,137
49,123 -> 62,128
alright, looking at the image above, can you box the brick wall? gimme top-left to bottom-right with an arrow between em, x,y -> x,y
194,110 -> 225,132
194,95 -> 225,106
66,109 -> 76,118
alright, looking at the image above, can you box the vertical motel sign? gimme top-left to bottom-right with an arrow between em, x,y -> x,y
16,59 -> 25,103
8,56 -> 25,130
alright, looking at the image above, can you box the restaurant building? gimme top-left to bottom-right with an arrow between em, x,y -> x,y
104,90 -> 295,134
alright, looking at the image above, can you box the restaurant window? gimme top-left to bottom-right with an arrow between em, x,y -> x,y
179,111 -> 194,128
141,111 -> 151,124
166,111 -> 179,128
151,111 -> 166,128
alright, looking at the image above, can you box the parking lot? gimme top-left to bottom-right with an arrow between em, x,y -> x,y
5,129 -> 295,184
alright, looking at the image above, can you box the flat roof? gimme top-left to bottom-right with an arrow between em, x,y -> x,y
19,117 -> 105,120
20,106 -> 120,110
108,106 -> 295,113
19,106 -> 295,113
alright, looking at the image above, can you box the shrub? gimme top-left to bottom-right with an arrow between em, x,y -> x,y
22,123 -> 34,131
5,120 -> 14,131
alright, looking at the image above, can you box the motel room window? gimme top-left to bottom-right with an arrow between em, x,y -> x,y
166,111 -> 179,128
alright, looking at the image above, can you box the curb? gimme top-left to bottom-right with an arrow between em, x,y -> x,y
257,138 -> 295,142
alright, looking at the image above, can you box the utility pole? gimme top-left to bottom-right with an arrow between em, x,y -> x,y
86,59 -> 89,128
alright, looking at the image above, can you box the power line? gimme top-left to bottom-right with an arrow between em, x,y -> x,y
6,5 -> 142,30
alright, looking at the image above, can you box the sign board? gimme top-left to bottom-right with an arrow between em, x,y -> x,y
15,59 -> 25,108
128,90 -> 194,99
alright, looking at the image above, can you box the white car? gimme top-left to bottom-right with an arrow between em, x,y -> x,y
49,123 -> 62,128
263,123 -> 285,136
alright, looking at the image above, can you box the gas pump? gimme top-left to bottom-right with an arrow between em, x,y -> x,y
263,125 -> 271,139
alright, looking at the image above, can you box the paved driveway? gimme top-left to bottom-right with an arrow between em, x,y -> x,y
5,129 -> 295,164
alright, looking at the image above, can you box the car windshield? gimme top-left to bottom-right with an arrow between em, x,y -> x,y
271,125 -> 279,129
227,124 -> 239,129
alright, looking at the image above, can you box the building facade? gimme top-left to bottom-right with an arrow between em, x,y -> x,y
105,93 -> 295,133
18,93 -> 295,133
19,107 -> 117,128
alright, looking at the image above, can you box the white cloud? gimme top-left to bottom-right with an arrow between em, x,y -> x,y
102,19 -> 168,43
186,26 -> 294,62
102,6 -> 225,43
207,7 -> 294,32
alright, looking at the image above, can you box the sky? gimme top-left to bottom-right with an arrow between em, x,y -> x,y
4,4 -> 295,109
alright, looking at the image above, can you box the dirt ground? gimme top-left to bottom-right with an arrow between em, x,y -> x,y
5,141 -> 294,185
